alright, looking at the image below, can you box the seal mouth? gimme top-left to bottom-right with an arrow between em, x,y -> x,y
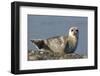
73,32 -> 77,35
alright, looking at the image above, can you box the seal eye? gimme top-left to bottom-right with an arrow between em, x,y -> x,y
76,29 -> 78,32
71,29 -> 73,32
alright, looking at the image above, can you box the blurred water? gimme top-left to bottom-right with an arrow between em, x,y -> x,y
28,15 -> 88,56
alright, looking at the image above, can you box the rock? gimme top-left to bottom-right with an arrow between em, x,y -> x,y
28,50 -> 84,61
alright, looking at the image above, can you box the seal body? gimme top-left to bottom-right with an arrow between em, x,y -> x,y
31,27 -> 79,55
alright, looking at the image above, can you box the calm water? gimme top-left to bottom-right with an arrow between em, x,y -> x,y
28,15 -> 88,56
